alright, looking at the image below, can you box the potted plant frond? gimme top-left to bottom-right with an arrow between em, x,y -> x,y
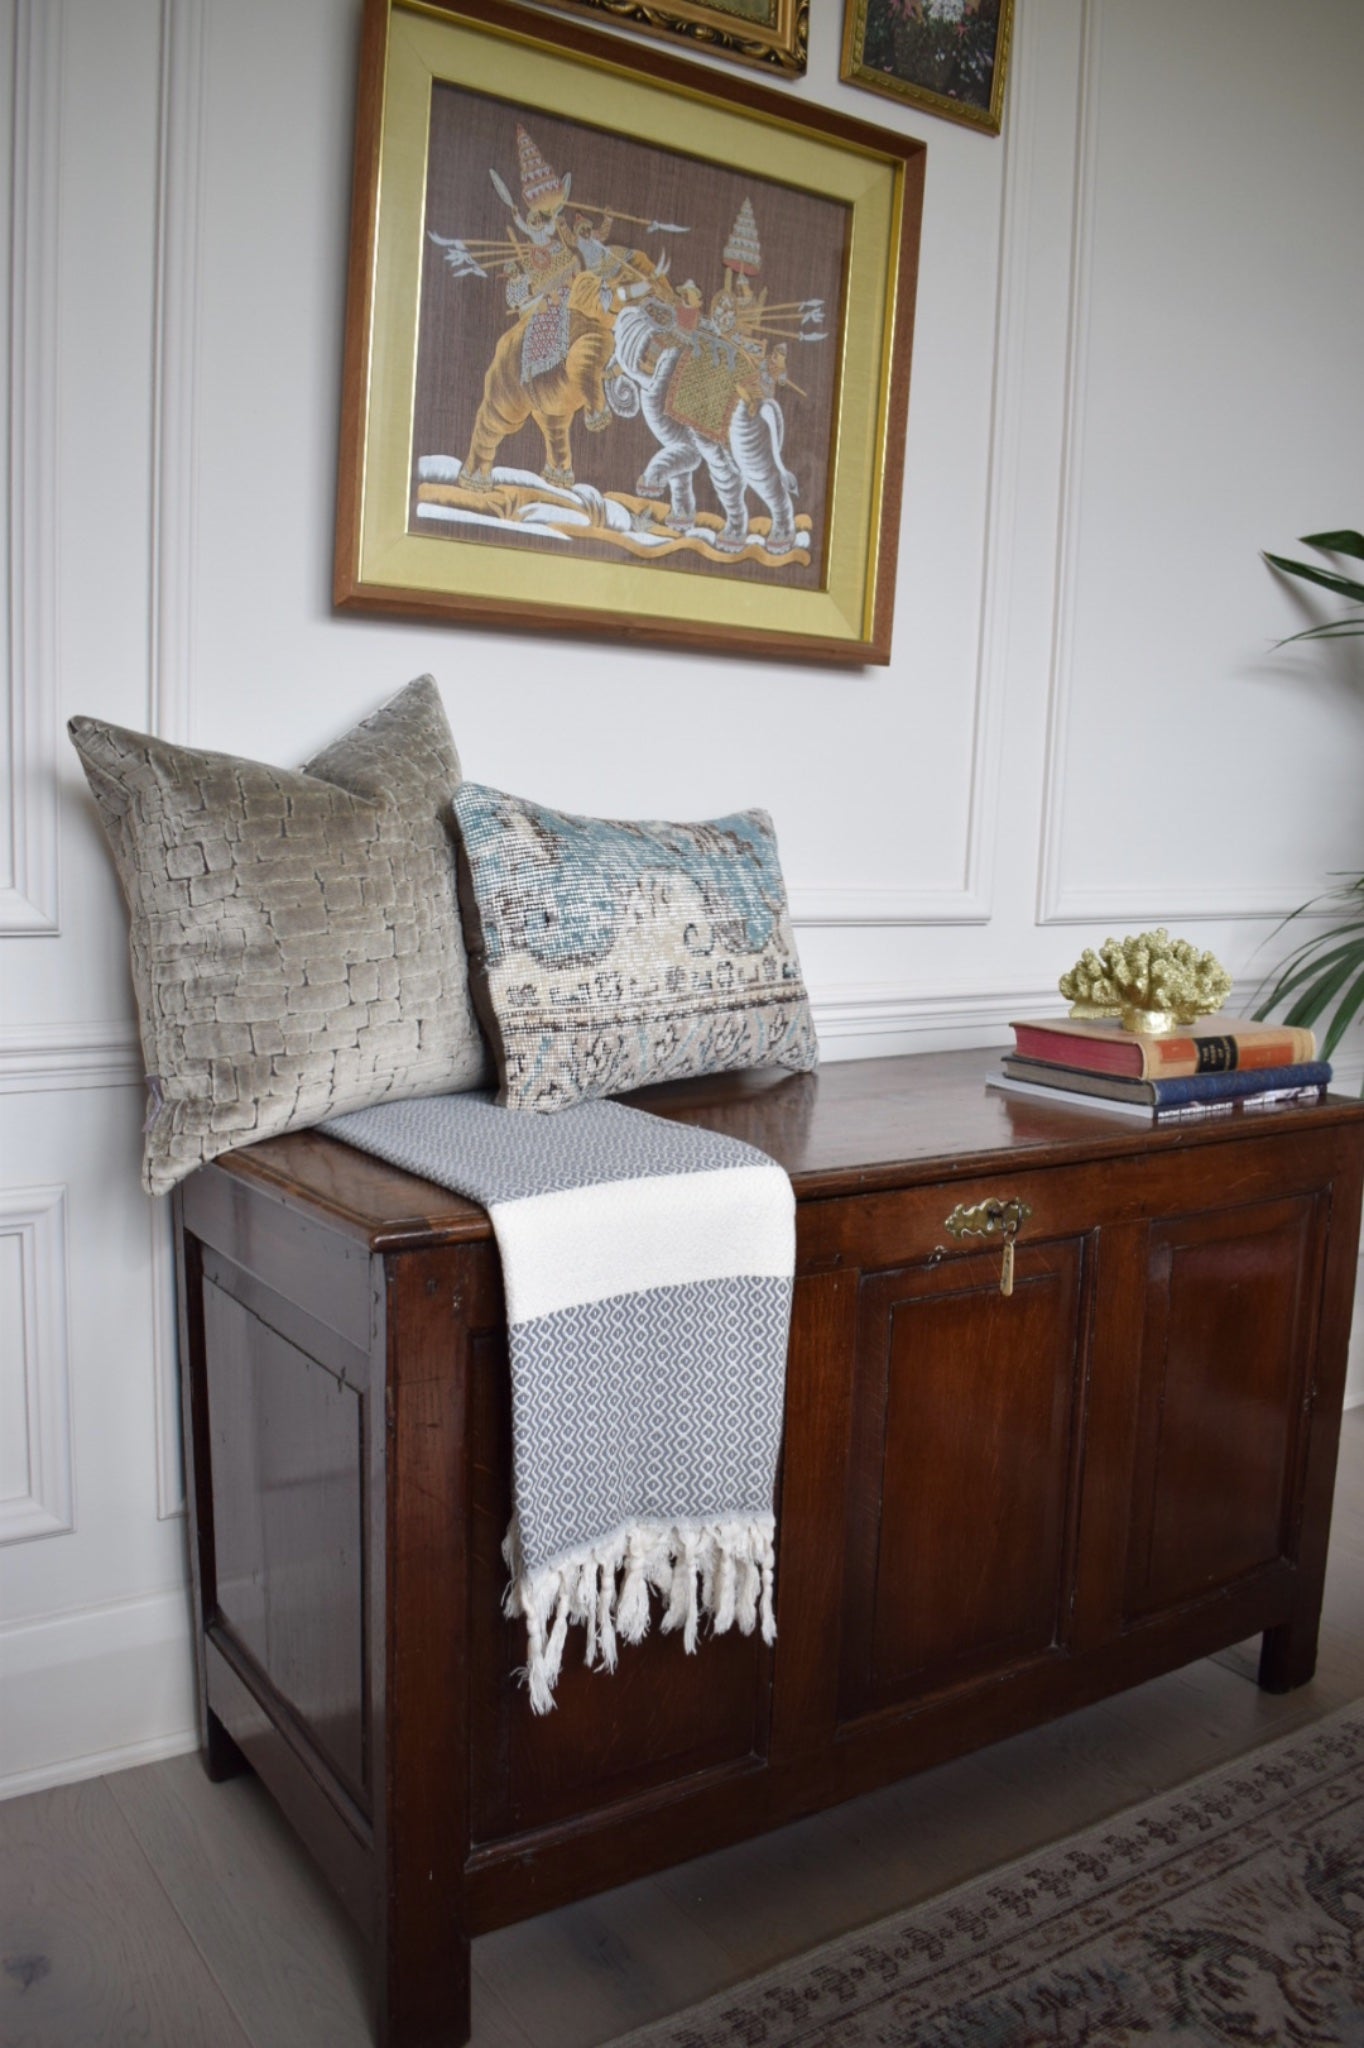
1254,530 -> 1364,1066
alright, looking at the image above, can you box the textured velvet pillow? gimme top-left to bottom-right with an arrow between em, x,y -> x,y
451,783 -> 818,1112
69,677 -> 490,1194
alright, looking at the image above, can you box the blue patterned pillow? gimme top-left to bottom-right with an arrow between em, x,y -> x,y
451,784 -> 819,1112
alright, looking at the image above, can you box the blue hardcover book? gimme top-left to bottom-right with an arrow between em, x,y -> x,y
1142,1061 -> 1332,1107
996,1057 -> 1332,1118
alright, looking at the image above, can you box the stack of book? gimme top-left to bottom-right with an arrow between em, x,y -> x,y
991,1015 -> 1331,1121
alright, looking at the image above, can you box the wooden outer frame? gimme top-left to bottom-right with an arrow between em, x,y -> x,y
527,0 -> 808,76
840,0 -> 1014,138
333,0 -> 925,666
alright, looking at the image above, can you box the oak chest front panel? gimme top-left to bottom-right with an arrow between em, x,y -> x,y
838,1237 -> 1088,1723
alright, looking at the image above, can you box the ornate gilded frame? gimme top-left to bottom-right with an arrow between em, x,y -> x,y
840,0 -> 1014,137
532,0 -> 808,77
334,0 -> 925,664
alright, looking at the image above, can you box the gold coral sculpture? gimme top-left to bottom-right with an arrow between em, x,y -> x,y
1058,930 -> 1233,1036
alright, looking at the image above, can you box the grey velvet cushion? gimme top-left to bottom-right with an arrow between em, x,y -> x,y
451,782 -> 818,1112
69,676 -> 490,1194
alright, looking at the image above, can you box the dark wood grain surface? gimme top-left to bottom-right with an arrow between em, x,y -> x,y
216,1048 -> 1364,1249
177,1047 -> 1364,2048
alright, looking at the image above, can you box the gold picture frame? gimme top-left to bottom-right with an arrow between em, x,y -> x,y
334,0 -> 925,665
841,0 -> 1014,137
531,0 -> 808,77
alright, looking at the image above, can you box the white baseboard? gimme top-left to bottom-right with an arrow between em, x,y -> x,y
0,1585 -> 197,1801
0,1727 -> 200,1801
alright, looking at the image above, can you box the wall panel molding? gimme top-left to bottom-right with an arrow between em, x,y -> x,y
1032,0 -> 1329,930
790,885 -> 989,927
813,981 -> 1058,1054
795,7 -> 1042,932
0,1182 -> 73,1544
0,1023 -> 142,1093
1033,0 -> 1101,930
952,0 -> 1045,934
2,0 -> 62,934
149,0 -> 207,742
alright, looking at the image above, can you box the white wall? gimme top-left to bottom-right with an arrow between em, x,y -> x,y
3,0 -> 1363,1797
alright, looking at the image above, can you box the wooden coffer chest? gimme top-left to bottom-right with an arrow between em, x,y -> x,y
173,1048 -> 1364,2047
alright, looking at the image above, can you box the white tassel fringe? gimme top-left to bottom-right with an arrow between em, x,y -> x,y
502,1516 -> 777,1714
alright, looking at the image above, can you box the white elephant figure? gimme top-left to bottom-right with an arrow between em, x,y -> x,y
606,304 -> 800,556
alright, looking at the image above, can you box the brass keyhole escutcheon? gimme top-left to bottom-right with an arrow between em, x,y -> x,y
943,1196 -> 1032,1297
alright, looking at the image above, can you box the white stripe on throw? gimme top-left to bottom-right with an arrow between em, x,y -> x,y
492,1162 -> 794,1326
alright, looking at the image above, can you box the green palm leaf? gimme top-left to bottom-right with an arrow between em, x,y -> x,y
1257,529 -> 1364,1081
1280,945 -> 1364,1030
1263,552 -> 1364,605
1300,530 -> 1364,558
1257,935 -> 1364,1014
1322,962 -> 1364,1058
1276,619 -> 1364,642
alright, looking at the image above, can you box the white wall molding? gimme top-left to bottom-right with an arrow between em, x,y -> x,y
1031,2 -> 1327,931
1033,0 -> 1100,930
0,1586 -> 196,1798
814,981 -> 1059,1057
0,1182 -> 73,1545
949,0 -> 1045,935
786,0 -> 1044,936
791,886 -> 990,927
2,0 -> 62,934
1041,878 -> 1330,926
149,0 -> 208,743
0,1022 -> 142,1093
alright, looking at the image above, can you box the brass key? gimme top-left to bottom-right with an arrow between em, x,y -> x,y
943,1195 -> 1030,1297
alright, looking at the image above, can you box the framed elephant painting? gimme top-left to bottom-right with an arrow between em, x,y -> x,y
335,0 -> 926,663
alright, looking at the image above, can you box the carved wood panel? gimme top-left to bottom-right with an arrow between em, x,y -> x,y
1123,1194 -> 1323,1622
839,1238 -> 1087,1723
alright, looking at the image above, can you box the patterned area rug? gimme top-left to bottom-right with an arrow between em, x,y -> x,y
614,1702 -> 1364,2047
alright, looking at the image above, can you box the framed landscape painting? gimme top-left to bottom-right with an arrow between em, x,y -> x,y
841,0 -> 1014,136
533,0 -> 808,76
334,0 -> 925,664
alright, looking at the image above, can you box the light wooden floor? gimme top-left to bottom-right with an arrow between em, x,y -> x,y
5,1407 -> 1363,2048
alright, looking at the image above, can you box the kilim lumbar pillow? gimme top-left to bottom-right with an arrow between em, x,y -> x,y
451,782 -> 818,1112
69,677 -> 490,1195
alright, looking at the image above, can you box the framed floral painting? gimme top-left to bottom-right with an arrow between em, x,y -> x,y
841,0 -> 1014,136
333,0 -> 925,663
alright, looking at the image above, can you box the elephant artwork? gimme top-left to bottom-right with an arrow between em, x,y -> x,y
605,292 -> 817,562
409,100 -> 842,582
600,201 -> 826,563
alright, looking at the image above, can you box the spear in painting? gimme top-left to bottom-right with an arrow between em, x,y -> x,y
489,164 -> 691,240
571,202 -> 692,236
742,298 -> 828,343
427,232 -> 524,279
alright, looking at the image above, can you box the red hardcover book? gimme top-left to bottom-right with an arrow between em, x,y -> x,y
1010,1015 -> 1316,1080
